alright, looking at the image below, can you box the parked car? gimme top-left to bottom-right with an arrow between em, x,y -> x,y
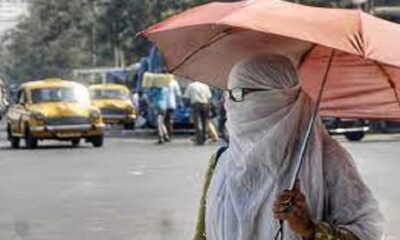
140,91 -> 193,129
172,99 -> 193,128
89,84 -> 136,130
322,117 -> 370,141
369,120 -> 400,133
6,79 -> 104,149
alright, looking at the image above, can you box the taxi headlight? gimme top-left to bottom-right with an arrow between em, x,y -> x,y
32,112 -> 46,122
89,110 -> 101,121
125,106 -> 134,114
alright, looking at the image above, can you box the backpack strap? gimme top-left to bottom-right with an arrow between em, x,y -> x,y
193,146 -> 228,240
215,145 -> 228,163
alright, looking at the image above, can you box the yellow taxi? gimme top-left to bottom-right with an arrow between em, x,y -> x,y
89,84 -> 136,130
6,79 -> 104,149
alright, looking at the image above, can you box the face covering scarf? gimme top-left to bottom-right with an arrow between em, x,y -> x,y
205,54 -> 383,240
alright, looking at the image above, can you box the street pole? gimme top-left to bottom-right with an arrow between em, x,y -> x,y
112,21 -> 120,68
91,0 -> 98,67
91,25 -> 97,67
89,0 -> 98,84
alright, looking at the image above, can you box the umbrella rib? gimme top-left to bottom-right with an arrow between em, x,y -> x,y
170,27 -> 236,72
297,45 -> 316,69
375,61 -> 400,108
356,10 -> 366,57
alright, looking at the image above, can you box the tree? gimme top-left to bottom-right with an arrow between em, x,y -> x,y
1,0 -> 94,83
0,0 -> 238,84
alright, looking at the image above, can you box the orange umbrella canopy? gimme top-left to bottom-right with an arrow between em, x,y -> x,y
142,0 -> 400,121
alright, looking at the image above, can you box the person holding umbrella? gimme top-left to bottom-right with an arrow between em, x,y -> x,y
141,0 -> 400,239
194,54 -> 383,240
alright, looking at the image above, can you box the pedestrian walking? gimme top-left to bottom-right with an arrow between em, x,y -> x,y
193,54 -> 383,240
149,86 -> 169,144
184,81 -> 215,145
144,72 -> 171,144
165,77 -> 182,137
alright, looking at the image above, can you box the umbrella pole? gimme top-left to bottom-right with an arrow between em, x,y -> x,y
274,49 -> 336,240
289,49 -> 335,190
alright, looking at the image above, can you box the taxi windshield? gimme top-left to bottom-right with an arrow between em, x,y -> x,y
91,89 -> 129,100
30,87 -> 89,104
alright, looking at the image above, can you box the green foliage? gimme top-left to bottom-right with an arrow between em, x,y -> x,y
1,0 -> 93,83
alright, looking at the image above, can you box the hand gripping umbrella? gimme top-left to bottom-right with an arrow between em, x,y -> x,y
141,0 -> 400,238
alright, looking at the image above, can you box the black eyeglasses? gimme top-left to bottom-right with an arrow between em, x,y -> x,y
224,88 -> 270,102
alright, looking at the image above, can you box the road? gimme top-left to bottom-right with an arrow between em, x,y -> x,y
0,128 -> 399,240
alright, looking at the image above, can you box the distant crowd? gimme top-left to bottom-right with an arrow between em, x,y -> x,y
137,72 -> 227,145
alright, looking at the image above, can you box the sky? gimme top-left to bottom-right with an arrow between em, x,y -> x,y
0,0 -> 28,35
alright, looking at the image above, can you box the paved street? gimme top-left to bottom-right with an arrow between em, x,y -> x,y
0,127 -> 399,240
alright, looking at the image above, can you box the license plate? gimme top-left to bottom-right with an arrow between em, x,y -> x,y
57,132 -> 81,138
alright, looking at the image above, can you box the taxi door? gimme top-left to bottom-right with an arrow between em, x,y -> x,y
7,89 -> 28,135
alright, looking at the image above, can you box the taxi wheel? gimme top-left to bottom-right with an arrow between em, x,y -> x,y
71,138 -> 80,147
345,131 -> 365,142
25,128 -> 38,149
7,125 -> 20,149
91,136 -> 104,148
124,122 -> 135,130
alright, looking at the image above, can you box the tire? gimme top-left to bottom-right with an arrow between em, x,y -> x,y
71,138 -> 80,147
25,128 -> 38,149
124,122 -> 135,130
345,131 -> 365,142
91,135 -> 104,148
7,125 -> 20,149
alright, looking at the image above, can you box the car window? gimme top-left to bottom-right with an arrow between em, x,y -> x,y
16,89 -> 25,105
90,89 -> 129,100
30,87 -> 89,104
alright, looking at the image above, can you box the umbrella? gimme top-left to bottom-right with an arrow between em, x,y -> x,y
141,1 -> 400,238
141,0 -> 400,177
142,0 -> 400,121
